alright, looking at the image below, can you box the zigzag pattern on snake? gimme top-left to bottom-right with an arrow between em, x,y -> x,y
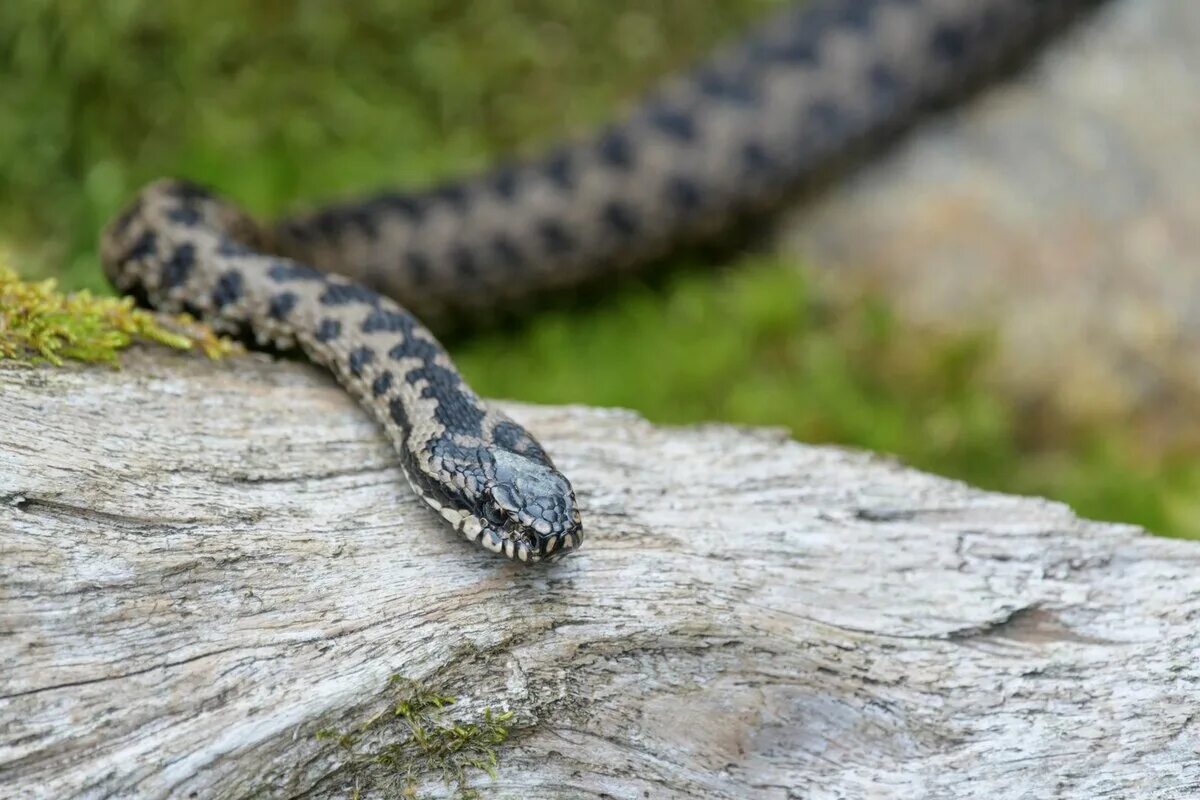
100,0 -> 1102,563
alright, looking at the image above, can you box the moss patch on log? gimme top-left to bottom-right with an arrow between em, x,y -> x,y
0,260 -> 235,365
314,675 -> 515,799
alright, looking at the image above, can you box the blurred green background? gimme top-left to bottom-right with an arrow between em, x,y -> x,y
3,0 -> 1198,537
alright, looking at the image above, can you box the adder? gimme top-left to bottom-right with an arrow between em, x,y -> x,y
100,0 -> 1104,563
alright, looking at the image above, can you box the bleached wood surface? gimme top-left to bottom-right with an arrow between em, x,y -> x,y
1,349 -> 1198,799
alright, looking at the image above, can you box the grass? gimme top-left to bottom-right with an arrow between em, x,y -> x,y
2,0 -> 1197,538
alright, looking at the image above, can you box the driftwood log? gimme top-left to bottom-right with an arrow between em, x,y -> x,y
2,349 -> 1198,799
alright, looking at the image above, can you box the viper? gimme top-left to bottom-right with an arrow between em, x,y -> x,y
100,0 -> 1103,563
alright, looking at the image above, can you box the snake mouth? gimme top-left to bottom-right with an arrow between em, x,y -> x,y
408,464 -> 581,563
476,517 -> 583,563
447,506 -> 583,563
416,492 -> 582,563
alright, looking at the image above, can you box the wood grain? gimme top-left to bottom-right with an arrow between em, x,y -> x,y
2,349 -> 1197,798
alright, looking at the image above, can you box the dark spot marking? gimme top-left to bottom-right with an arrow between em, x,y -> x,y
538,219 -> 574,255
405,363 -> 485,435
388,335 -> 439,363
597,128 -> 634,170
834,0 -> 874,29
320,283 -> 379,306
868,63 -> 901,111
742,141 -> 772,173
695,68 -> 756,105
313,211 -> 341,239
362,308 -> 411,334
349,346 -> 375,377
389,398 -> 410,431
492,419 -> 549,462
281,219 -> 313,243
664,177 -> 702,213
179,299 -> 205,320
544,149 -> 574,190
491,234 -> 525,271
346,208 -> 378,238
162,243 -> 196,290
167,205 -> 201,226
450,246 -> 476,279
268,262 -> 325,282
602,202 -> 638,238
372,371 -> 393,396
372,313 -> 442,364
491,166 -> 519,200
378,194 -> 424,221
648,107 -> 698,142
931,23 -> 967,62
268,292 -> 298,321
751,36 -> 817,65
315,318 -> 342,342
216,238 -> 252,257
123,230 -> 157,264
492,420 -> 528,450
426,439 -> 492,500
403,360 -> 453,389
806,99 -> 846,143
211,269 -> 243,309
405,251 -> 430,286
433,183 -> 470,213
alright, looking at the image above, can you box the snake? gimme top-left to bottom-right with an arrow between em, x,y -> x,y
99,0 -> 1102,564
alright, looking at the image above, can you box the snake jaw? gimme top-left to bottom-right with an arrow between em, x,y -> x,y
408,443 -> 581,563
476,479 -> 582,564
475,452 -> 583,563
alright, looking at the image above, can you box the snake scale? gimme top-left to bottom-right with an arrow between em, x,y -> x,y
100,0 -> 1102,563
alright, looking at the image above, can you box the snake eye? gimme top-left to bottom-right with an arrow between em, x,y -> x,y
477,484 -> 520,527
481,484 -> 519,527
480,500 -> 506,527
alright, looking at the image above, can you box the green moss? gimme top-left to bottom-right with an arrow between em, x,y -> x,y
314,675 -> 514,799
0,260 -> 235,365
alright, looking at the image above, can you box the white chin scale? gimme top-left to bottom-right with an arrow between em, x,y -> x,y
417,490 -> 537,563
406,470 -> 576,563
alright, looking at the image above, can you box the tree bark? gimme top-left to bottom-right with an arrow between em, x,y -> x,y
2,349 -> 1197,799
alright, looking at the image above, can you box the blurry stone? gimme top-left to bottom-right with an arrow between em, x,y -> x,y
776,0 -> 1200,451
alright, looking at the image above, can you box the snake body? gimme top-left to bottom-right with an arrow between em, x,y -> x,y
101,0 -> 1102,563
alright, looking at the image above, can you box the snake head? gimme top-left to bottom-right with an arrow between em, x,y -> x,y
472,450 -> 582,563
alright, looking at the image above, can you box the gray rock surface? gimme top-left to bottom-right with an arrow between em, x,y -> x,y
779,0 -> 1200,449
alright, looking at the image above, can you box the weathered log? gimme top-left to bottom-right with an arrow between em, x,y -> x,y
1,349 -> 1198,799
